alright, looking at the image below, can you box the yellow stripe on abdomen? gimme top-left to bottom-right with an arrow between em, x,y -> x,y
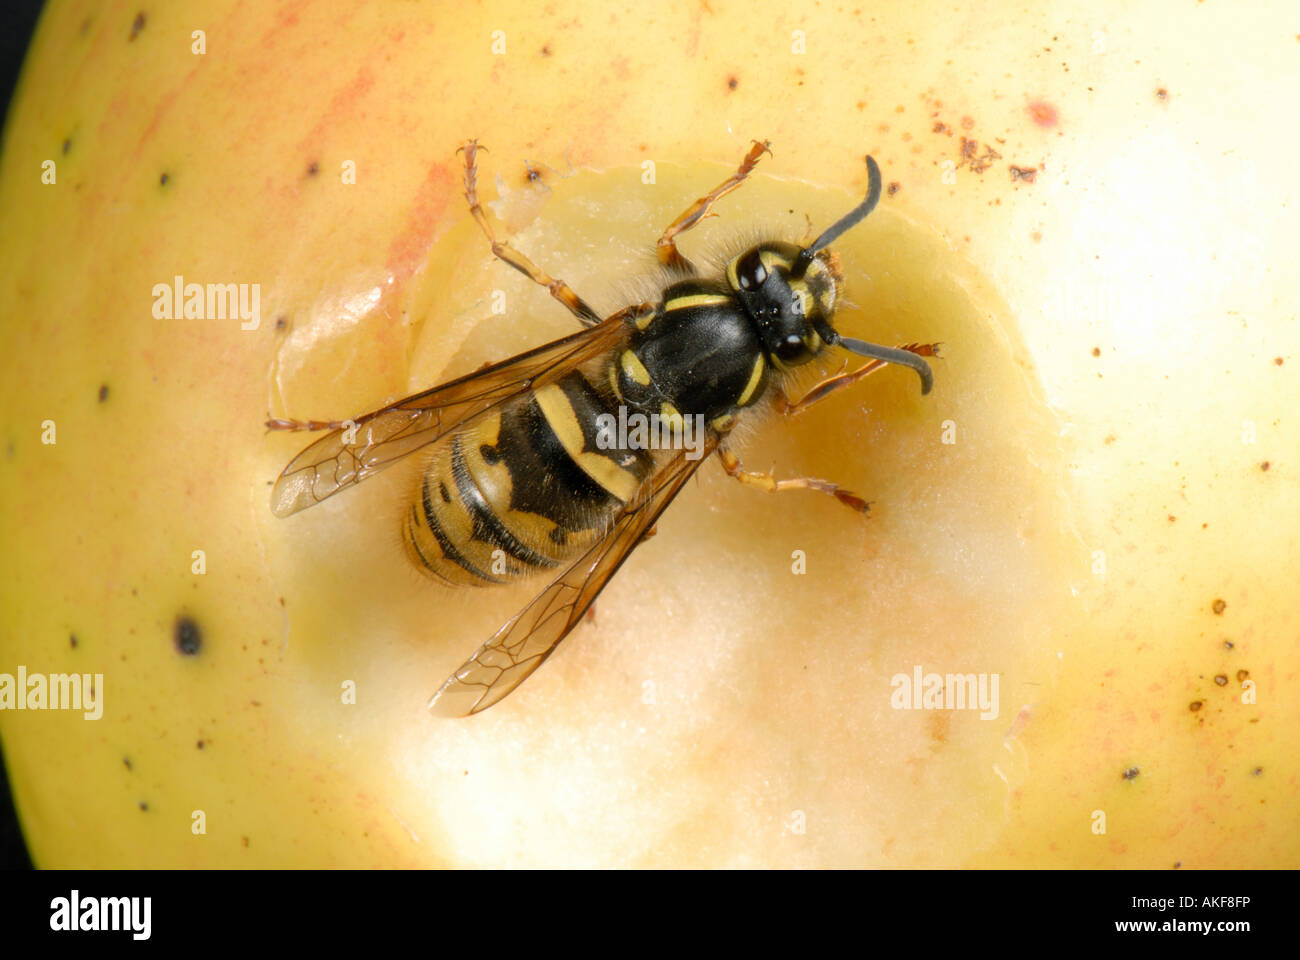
533,382 -> 641,503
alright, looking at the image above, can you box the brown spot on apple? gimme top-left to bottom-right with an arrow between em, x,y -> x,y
174,615 -> 202,656
926,710 -> 950,745
1027,100 -> 1059,127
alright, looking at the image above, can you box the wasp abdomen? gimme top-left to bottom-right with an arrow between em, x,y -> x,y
404,371 -> 655,585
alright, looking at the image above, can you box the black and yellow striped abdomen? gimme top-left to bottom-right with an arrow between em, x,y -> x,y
405,370 -> 656,585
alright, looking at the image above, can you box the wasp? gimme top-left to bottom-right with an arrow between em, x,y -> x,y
269,140 -> 937,716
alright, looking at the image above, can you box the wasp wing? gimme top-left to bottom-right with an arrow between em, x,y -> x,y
428,439 -> 719,717
269,314 -> 630,517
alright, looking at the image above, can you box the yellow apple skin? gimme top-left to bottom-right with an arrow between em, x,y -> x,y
0,0 -> 1296,867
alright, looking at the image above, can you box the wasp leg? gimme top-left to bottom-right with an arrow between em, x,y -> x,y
265,416 -> 353,432
656,139 -> 772,273
459,139 -> 603,327
780,343 -> 941,417
717,448 -> 871,515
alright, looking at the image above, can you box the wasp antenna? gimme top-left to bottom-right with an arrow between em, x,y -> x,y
834,335 -> 934,395
795,155 -> 883,275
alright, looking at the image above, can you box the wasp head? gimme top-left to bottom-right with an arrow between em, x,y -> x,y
727,242 -> 840,369
727,155 -> 933,393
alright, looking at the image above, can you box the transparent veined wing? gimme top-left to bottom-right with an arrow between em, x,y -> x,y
428,439 -> 718,716
269,311 -> 633,517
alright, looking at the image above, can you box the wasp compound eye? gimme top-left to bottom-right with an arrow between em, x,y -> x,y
736,253 -> 767,290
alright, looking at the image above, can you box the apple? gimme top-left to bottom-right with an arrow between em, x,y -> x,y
1,0 -> 1295,867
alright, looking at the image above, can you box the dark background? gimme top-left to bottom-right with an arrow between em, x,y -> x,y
1,0 -> 49,871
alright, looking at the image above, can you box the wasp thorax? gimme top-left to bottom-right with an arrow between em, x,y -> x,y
728,242 -> 838,368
